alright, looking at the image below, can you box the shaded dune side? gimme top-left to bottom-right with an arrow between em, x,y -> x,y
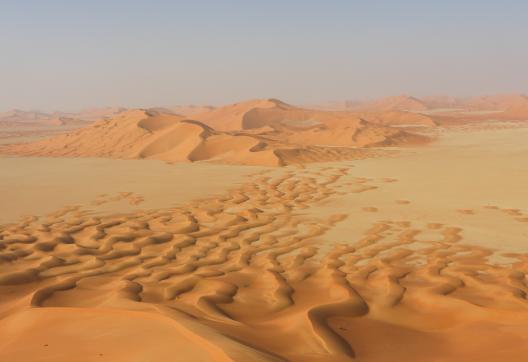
1,166 -> 528,361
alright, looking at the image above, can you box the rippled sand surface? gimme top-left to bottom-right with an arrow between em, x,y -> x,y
1,127 -> 528,361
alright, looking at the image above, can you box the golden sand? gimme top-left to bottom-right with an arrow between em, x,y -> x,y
1,100 -> 528,361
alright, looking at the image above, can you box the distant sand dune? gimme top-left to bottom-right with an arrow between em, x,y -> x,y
195,98 -> 436,131
1,102 -> 431,166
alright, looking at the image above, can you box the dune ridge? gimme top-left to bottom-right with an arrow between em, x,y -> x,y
2,102 -> 431,166
194,98 -> 436,130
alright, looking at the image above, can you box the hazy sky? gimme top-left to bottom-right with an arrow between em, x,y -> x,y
1,0 -> 527,111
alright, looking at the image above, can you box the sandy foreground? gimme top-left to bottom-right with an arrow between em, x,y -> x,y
1,126 -> 528,361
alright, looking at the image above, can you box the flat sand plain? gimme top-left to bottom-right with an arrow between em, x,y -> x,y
314,126 -> 528,255
1,126 -> 528,361
0,156 -> 264,224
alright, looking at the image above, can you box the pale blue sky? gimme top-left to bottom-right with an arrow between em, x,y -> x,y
1,0 -> 527,111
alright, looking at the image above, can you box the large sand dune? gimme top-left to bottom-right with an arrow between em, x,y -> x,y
1,124 -> 528,361
194,98 -> 436,130
2,101 -> 431,166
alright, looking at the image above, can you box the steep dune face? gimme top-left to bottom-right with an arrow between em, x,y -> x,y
238,102 -> 363,130
5,110 -> 169,159
194,99 -> 282,131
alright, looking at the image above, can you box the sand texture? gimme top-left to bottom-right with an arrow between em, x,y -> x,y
1,98 -> 528,361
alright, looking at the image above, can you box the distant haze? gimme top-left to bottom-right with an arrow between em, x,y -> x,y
1,0 -> 527,111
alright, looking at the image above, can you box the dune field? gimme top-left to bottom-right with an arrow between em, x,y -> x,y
1,97 -> 528,361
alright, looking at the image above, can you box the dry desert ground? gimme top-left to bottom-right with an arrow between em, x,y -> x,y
1,96 -> 528,361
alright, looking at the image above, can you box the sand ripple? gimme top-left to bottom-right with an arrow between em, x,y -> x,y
1,166 -> 528,361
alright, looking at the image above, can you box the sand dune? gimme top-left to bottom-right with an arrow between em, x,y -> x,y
0,108 -> 126,127
1,101 -> 431,166
193,99 -> 283,131
311,94 -> 528,121
1,114 -> 528,361
195,98 -> 435,130
1,146 -> 528,360
349,95 -> 430,112
2,98 -> 528,361
457,94 -> 528,111
168,105 -> 217,117
1,109 -> 283,166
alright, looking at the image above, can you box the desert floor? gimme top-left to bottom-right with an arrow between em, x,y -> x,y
1,125 -> 528,361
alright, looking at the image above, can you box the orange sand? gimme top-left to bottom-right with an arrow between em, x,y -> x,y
1,98 -> 528,361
